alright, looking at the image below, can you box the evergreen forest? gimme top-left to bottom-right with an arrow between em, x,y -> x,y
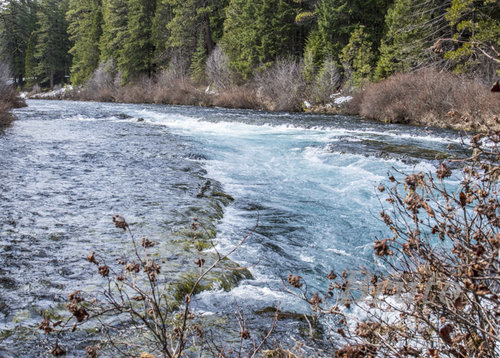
0,0 -> 499,98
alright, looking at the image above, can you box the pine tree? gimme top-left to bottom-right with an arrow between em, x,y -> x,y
0,0 -> 38,85
299,0 -> 392,83
220,0 -> 257,79
34,0 -> 71,88
221,0 -> 301,80
444,0 -> 500,78
340,25 -> 375,89
118,0 -> 156,83
24,32 -> 37,86
303,28 -> 325,83
67,0 -> 103,85
375,0 -> 450,80
162,0 -> 228,72
151,0 -> 174,67
190,32 -> 208,83
99,0 -> 128,63
164,0 -> 200,63
316,0 -> 392,58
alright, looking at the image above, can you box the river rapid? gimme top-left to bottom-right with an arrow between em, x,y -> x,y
0,100 -> 464,356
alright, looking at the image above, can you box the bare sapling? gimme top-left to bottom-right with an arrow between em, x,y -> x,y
285,130 -> 499,357
39,214 -> 280,357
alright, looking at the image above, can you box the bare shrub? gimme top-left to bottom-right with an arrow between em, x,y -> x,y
342,89 -> 364,116
115,75 -> 155,104
0,61 -> 11,94
308,57 -> 342,104
285,132 -> 500,357
212,85 -> 261,110
0,61 -> 25,125
40,215 -> 279,357
151,59 -> 209,106
84,59 -> 118,102
205,46 -> 234,91
253,59 -> 307,112
357,68 -> 500,130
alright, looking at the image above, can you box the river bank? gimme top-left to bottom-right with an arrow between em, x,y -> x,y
26,69 -> 500,133
0,87 -> 25,128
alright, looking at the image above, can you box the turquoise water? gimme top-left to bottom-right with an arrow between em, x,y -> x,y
124,103 -> 464,314
0,100 -> 463,355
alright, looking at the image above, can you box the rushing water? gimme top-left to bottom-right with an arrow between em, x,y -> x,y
0,100 -> 464,356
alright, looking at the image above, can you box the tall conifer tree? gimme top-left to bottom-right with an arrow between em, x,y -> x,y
34,0 -> 71,88
67,0 -> 103,85
151,0 -> 174,67
162,0 -> 228,70
375,0 -> 450,79
221,0 -> 301,80
0,0 -> 38,84
118,0 -> 156,83
100,0 -> 128,63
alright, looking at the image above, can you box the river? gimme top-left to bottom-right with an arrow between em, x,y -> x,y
0,100 -> 464,356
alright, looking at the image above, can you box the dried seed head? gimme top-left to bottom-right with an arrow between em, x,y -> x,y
67,291 -> 88,322
240,329 -> 251,339
85,345 -> 99,358
436,163 -> 452,179
404,173 -> 425,191
141,237 -> 155,248
287,274 -> 302,288
194,257 -> 205,267
310,292 -> 322,305
50,342 -> 66,356
374,239 -> 393,256
327,270 -> 337,280
86,251 -> 99,265
126,262 -> 141,273
38,317 -> 54,334
98,265 -> 110,277
144,260 -> 160,281
68,291 -> 84,303
112,215 -> 128,230
66,301 -> 89,322
380,211 -> 392,225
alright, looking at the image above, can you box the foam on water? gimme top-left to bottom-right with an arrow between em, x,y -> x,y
135,108 -> 453,294
117,107 -> 458,307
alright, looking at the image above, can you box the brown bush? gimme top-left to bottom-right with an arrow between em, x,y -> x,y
0,62 -> 26,125
152,65 -> 209,106
354,68 -> 500,131
115,75 -> 156,104
212,86 -> 261,110
82,60 -> 118,102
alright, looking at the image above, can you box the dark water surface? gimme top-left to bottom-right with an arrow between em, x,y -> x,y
0,100 -> 463,356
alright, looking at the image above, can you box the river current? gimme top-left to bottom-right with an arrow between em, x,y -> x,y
0,100 -> 464,356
